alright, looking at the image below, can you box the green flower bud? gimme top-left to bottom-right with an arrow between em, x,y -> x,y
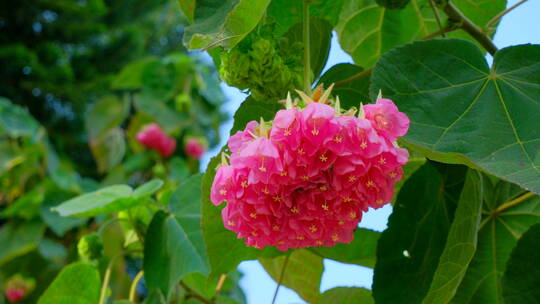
77,233 -> 104,262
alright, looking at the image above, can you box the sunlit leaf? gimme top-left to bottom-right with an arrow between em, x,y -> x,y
53,185 -> 134,217
37,263 -> 100,304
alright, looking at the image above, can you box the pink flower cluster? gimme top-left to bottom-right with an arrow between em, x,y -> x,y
136,123 -> 176,157
211,95 -> 409,251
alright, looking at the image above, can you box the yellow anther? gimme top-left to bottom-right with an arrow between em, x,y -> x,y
241,180 -> 248,188
273,196 -> 281,202
389,172 -> 397,178
227,220 -> 236,227
338,220 -> 345,225
309,225 -> 317,232
332,234 -> 339,242
277,240 -> 285,245
319,154 -> 328,162
272,225 -> 280,231
249,213 -> 257,219
284,129 -> 292,136
349,212 -> 357,219
321,204 -> 329,211
366,180 -> 375,187
348,175 -> 357,182
280,171 -> 288,176
360,141 -> 368,149
379,157 -> 386,165
301,175 -> 309,181
219,189 -> 227,195
333,136 -> 343,143
316,240 -> 323,246
311,128 -> 320,135
251,231 -> 258,236
291,207 -> 299,213
298,148 -> 305,155
259,166 -> 267,172
319,185 -> 328,191
296,235 -> 305,240
262,188 -> 270,194
343,196 -> 352,203
376,199 -> 384,205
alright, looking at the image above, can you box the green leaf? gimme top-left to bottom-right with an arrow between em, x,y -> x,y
0,97 -> 40,138
141,60 -> 180,100
200,150 -> 282,277
133,179 -> 163,198
317,63 -> 370,110
422,170 -> 484,304
231,97 -> 283,133
89,127 -> 126,173
267,0 -> 345,35
260,249 -> 324,304
0,220 -> 45,265
285,18 -> 333,80
133,93 -> 188,133
310,228 -> 380,268
501,223 -> 540,303
85,95 -> 129,140
144,210 -> 209,300
452,182 -> 540,303
41,189 -> 87,237
37,263 -> 100,304
371,40 -> 540,195
53,184 -> 134,217
376,0 -> 410,10
183,0 -> 271,50
320,287 -> 374,304
373,162 -> 467,303
336,0 -> 505,67
111,57 -> 158,90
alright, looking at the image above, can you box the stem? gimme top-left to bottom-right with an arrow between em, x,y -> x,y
429,0 -> 446,37
420,24 -> 460,40
303,0 -> 311,93
215,274 -> 227,293
486,0 -> 528,29
440,0 -> 498,55
271,253 -> 291,304
129,271 -> 144,302
494,192 -> 535,214
98,250 -> 141,304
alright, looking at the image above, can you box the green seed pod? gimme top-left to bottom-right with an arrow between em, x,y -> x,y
77,233 -> 104,262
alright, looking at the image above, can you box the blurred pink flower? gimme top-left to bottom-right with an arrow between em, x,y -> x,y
136,123 -> 176,157
211,95 -> 409,251
6,287 -> 25,303
184,138 -> 206,159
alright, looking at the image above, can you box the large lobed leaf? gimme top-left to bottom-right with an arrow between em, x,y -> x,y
422,170 -> 484,303
373,162 -> 467,303
0,220 -> 45,265
320,287 -> 374,304
371,39 -> 540,195
452,180 -> 540,303
501,223 -> 540,303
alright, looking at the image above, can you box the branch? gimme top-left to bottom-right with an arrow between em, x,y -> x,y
439,0 -> 498,55
420,24 -> 460,40
486,0 -> 528,29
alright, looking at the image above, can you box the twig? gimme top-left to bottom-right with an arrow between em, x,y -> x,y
494,192 -> 535,214
486,0 -> 528,29
215,274 -> 227,293
271,253 -> 291,304
99,250 -> 142,304
440,0 -> 498,55
429,0 -> 446,37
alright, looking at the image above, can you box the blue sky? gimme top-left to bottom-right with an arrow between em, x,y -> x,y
201,1 -> 540,302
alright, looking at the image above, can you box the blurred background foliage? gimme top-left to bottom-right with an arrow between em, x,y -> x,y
0,0 -> 231,302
